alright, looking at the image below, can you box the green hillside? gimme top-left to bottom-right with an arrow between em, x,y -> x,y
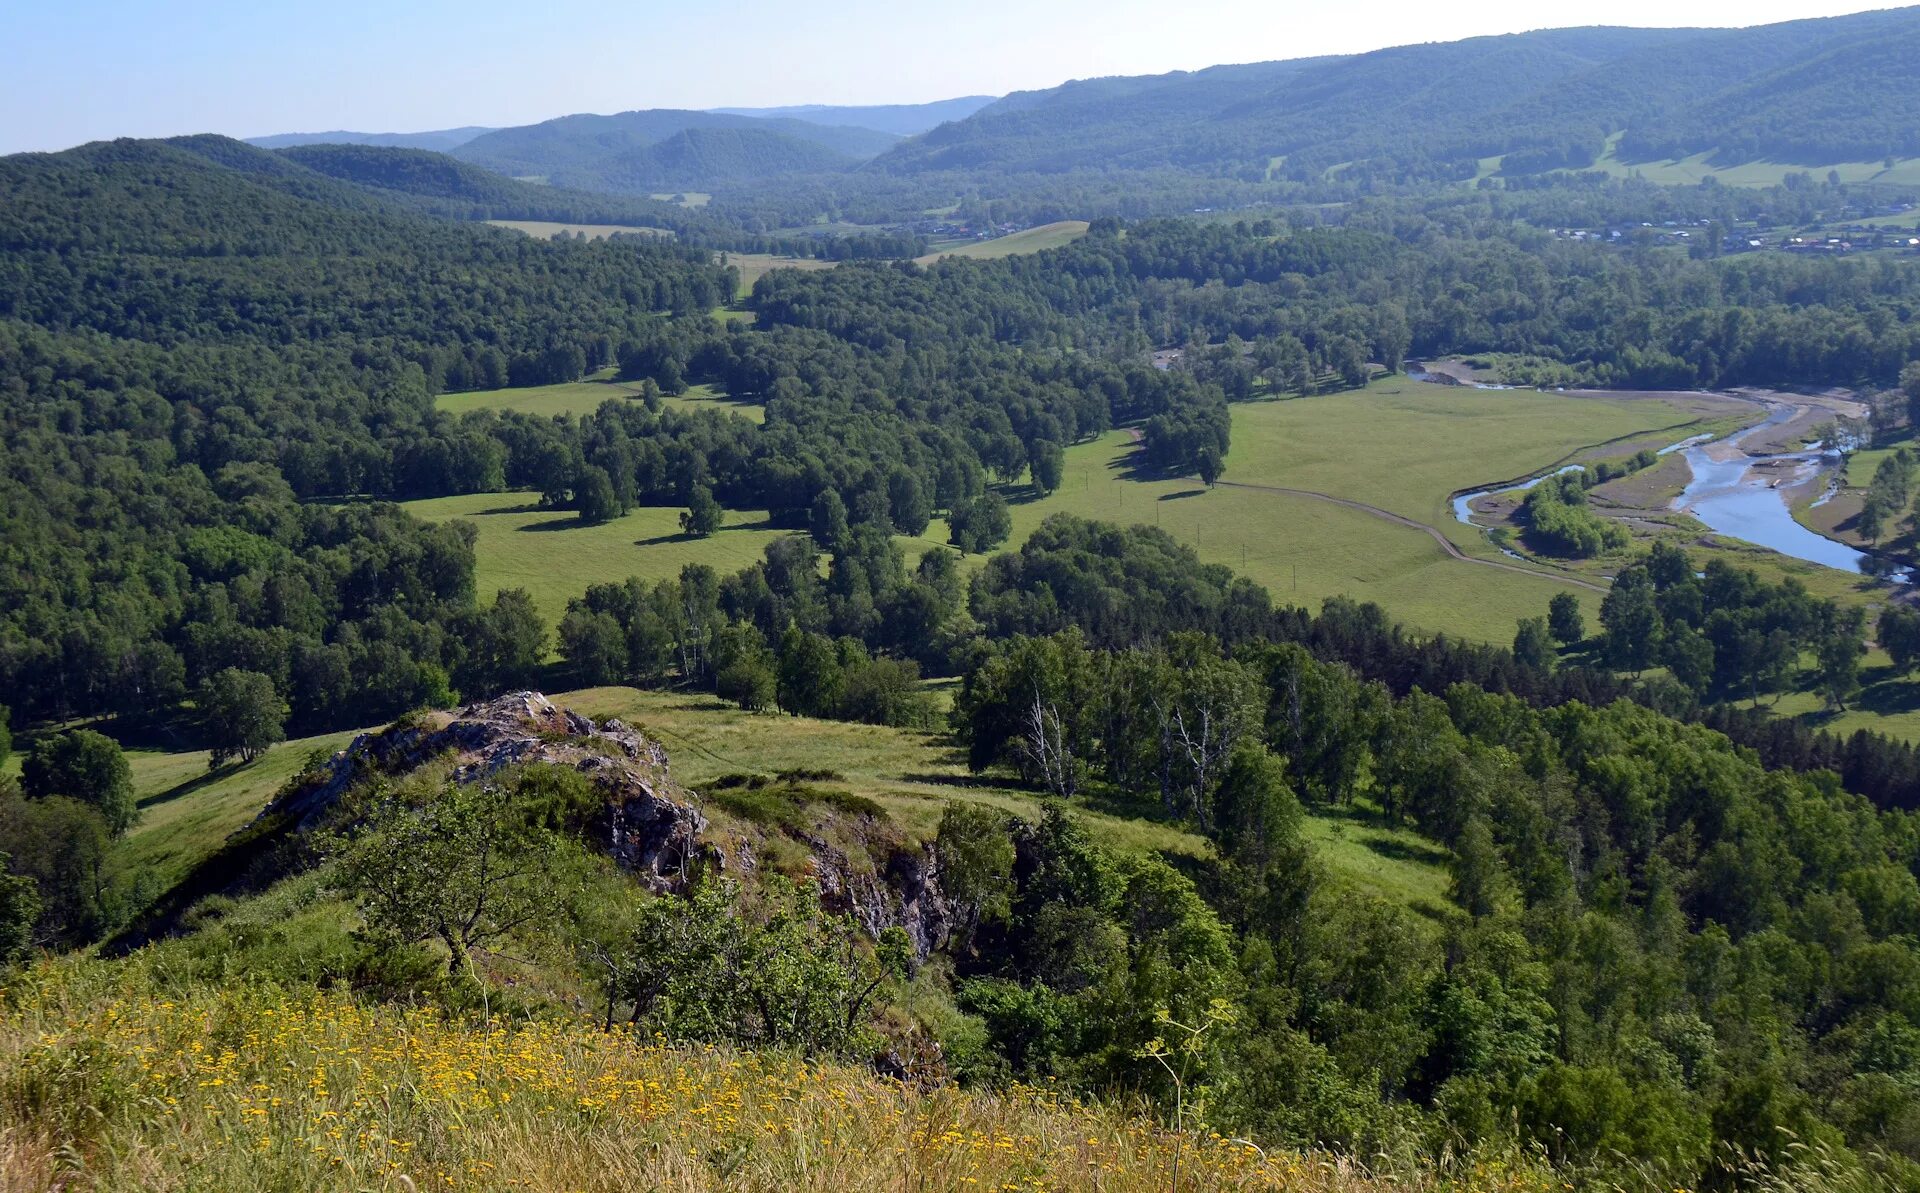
873,8 -> 1920,183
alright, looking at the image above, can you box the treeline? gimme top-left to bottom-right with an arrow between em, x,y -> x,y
1050,216 -> 1920,391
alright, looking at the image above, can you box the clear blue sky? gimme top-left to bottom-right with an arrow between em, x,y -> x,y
0,0 -> 1899,153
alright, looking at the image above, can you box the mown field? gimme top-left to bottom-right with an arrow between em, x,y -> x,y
485,219 -> 671,240
916,220 -> 1091,263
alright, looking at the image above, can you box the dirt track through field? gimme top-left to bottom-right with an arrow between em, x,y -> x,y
1215,480 -> 1609,594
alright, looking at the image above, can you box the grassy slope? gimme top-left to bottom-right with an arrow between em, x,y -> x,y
112,687 -> 1452,926
436,376 -> 765,423
1583,132 -> 1920,187
916,221 -> 1091,263
1,964 -> 1479,1192
120,731 -> 359,893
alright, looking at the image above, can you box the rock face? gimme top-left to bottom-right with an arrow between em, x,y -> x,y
263,691 -> 705,890
804,835 -> 954,959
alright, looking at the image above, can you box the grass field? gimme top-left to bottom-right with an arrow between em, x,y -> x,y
400,493 -> 791,630
120,729 -> 359,893
486,220 -> 670,240
647,191 -> 710,206
916,221 -> 1090,263
720,251 -> 835,298
0,968 -> 1472,1193
993,378 -> 1732,642
1579,132 -> 1920,187
436,375 -> 764,423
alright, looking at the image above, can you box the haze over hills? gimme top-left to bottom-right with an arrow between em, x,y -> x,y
710,96 -> 998,135
219,10 -> 1920,201
448,109 -> 901,188
244,126 -> 498,152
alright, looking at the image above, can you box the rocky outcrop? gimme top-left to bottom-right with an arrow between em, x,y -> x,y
803,835 -> 954,959
262,690 -> 955,948
262,691 -> 704,890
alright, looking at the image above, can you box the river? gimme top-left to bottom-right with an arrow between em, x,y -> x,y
1670,406 -> 1871,574
1436,378 -> 1899,580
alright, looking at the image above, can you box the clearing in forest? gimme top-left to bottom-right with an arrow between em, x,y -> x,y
916,220 -> 1091,263
486,220 -> 671,240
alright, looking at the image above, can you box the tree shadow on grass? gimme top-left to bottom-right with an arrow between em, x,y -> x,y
138,762 -> 247,810
477,502 -> 545,516
899,771 -> 1022,792
1158,489 -> 1207,502
1357,832 -> 1451,869
516,515 -> 589,532
662,698 -> 739,714
1843,674 -> 1920,718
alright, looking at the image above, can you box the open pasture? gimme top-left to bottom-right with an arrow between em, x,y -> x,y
436,376 -> 763,423
996,378 -> 1734,641
916,220 -> 1090,263
720,251 -> 836,298
1581,132 -> 1920,187
400,493 -> 790,631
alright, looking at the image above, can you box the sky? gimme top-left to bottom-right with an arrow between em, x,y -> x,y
0,0 -> 1903,154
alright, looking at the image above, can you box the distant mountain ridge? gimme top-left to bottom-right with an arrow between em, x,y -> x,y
224,10 -> 1920,198
872,7 -> 1920,180
710,96 -> 996,136
449,109 -> 897,190
245,126 -> 495,152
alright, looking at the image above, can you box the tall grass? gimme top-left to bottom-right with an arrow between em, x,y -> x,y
0,959 -> 1558,1192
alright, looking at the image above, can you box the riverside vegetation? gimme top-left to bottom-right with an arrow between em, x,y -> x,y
12,44 -> 1920,1188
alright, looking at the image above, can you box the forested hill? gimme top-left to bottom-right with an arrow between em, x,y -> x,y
872,7 -> 1920,182
577,126 -> 863,192
270,142 -> 739,235
450,108 -> 899,190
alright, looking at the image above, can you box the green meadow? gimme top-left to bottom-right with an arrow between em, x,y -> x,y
718,252 -> 835,298
1578,132 -> 1920,187
436,377 -> 764,423
999,378 -> 1728,641
399,493 -> 790,631
917,220 -> 1091,263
